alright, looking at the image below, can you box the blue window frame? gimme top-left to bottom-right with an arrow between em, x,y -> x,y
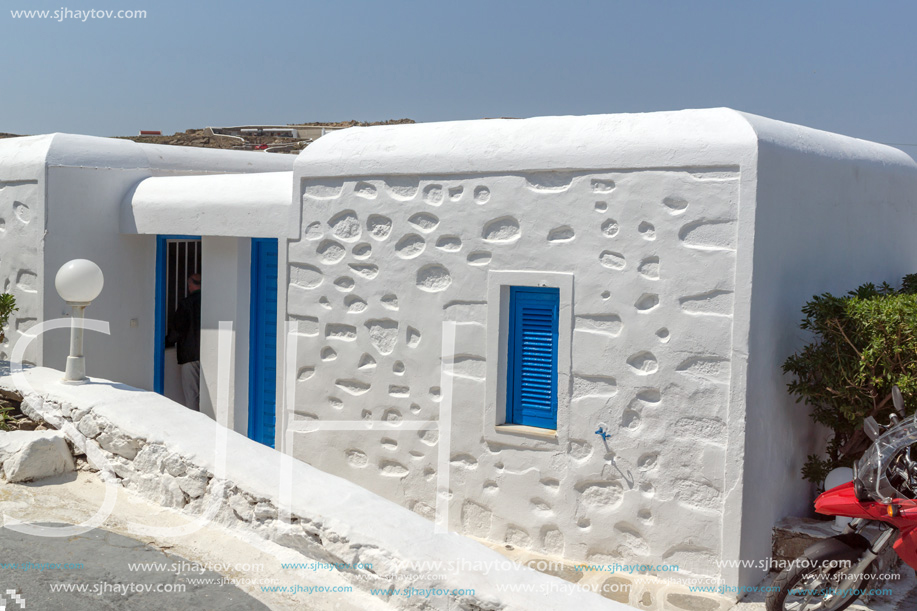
248,238 -> 279,448
506,286 -> 559,429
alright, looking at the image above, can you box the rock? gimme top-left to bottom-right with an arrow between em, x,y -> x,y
229,493 -> 254,521
133,444 -> 167,473
108,455 -> 135,481
162,453 -> 188,478
162,478 -> 187,508
76,414 -> 101,438
96,431 -> 141,460
18,397 -> 43,422
177,470 -> 209,499
0,430 -> 76,482
70,406 -> 91,422
14,419 -> 38,431
254,502 -> 277,521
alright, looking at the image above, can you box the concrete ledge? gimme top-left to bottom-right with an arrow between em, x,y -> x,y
0,365 -> 623,611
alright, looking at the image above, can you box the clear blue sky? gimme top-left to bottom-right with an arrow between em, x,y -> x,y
3,0 -> 916,156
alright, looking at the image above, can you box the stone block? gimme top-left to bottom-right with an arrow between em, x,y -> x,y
0,430 -> 76,482
76,414 -> 101,438
176,469 -> 209,499
96,431 -> 141,460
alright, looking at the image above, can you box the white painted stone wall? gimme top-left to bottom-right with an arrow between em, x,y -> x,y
285,167 -> 741,581
0,136 -> 50,368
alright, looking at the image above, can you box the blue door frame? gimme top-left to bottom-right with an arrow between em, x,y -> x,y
248,238 -> 279,447
154,235 -> 201,395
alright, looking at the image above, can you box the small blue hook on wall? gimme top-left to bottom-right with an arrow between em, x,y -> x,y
595,426 -> 610,441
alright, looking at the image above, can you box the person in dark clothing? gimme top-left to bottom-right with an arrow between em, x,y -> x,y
166,273 -> 201,410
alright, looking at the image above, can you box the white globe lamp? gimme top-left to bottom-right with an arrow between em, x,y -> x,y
55,259 -> 104,383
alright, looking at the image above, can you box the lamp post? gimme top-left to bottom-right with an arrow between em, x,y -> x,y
55,259 -> 104,383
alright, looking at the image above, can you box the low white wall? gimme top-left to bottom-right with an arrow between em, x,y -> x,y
0,365 -> 623,611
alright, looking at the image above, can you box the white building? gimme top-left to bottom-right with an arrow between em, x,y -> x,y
2,109 -> 916,592
0,133 -> 293,422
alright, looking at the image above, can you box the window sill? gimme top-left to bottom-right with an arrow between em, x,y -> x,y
495,424 -> 557,440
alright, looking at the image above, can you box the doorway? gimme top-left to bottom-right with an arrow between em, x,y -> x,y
154,236 -> 202,402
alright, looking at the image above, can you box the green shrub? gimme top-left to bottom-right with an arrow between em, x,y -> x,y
0,293 -> 16,345
0,401 -> 14,431
784,275 -> 917,485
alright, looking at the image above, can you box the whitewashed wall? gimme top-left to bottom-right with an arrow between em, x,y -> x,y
0,136 -> 52,367
733,114 -> 917,589
0,133 -> 292,396
41,135 -> 292,392
285,167 -> 742,580
200,236 -> 251,431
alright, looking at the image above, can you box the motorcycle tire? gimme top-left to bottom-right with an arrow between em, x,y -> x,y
765,547 -> 872,611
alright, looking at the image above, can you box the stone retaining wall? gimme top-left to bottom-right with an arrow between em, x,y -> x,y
0,365 -> 622,611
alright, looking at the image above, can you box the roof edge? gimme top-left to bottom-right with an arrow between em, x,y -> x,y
294,108 -> 760,178
736,111 -> 917,170
1,132 -> 294,174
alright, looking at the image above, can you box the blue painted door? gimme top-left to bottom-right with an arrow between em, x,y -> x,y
249,238 -> 279,447
506,286 -> 559,429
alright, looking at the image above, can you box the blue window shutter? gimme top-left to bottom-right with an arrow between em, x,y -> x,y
507,286 -> 559,429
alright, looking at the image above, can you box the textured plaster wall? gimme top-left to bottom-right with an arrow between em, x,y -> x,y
286,168 -> 741,580
0,136 -> 50,367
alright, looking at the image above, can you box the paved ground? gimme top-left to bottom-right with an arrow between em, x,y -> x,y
0,471 -> 391,611
0,523 -> 270,610
3,469 -> 915,610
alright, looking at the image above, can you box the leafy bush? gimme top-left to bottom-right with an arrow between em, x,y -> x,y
0,292 -> 16,345
784,275 -> 917,485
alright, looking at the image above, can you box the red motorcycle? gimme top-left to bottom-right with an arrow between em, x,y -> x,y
768,388 -> 917,611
